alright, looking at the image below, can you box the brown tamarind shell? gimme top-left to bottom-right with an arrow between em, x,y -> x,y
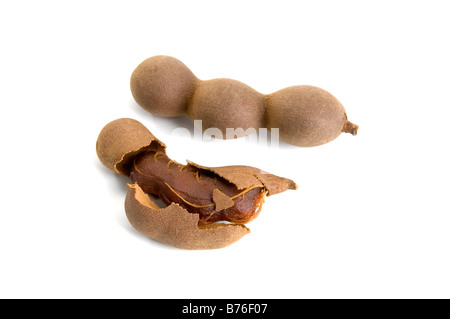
186,162 -> 298,196
187,78 -> 265,137
130,55 -> 198,117
97,118 -> 297,249
125,183 -> 251,250
96,118 -> 166,176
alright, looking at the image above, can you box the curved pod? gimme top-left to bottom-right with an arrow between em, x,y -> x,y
130,55 -> 359,147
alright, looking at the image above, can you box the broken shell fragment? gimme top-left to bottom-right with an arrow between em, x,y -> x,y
96,118 -> 165,176
125,183 -> 250,250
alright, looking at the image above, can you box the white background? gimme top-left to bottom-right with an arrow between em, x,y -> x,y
1,1 -> 449,299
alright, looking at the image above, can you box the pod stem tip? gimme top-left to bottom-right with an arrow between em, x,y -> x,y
343,121 -> 359,136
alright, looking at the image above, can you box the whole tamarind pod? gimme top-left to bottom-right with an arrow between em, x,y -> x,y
130,55 -> 359,147
96,118 -> 297,249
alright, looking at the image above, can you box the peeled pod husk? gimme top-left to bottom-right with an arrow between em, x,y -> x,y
96,118 -> 297,249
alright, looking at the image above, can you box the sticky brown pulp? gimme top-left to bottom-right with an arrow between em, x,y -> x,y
129,151 -> 266,225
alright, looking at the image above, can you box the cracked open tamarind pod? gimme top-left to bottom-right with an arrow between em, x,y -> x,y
96,118 -> 297,249
130,55 -> 359,147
